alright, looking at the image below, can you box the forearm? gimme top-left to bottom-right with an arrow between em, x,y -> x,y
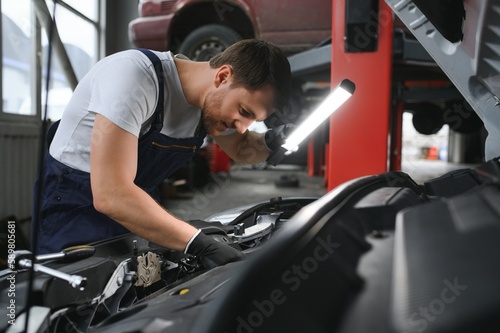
235,131 -> 270,164
93,183 -> 197,251
89,114 -> 198,251
215,131 -> 271,164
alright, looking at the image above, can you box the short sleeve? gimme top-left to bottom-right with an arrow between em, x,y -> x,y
88,52 -> 158,137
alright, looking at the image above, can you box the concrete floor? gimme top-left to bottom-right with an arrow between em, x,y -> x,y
162,164 -> 326,221
162,160 -> 477,222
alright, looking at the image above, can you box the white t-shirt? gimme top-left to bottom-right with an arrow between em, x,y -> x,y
50,50 -> 202,173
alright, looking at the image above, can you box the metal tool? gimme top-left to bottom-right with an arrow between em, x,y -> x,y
17,258 -> 87,290
35,245 -> 95,263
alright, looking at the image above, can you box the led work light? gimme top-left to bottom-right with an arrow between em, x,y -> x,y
267,79 -> 356,166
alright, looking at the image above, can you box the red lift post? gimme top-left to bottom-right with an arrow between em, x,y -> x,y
327,0 -> 394,190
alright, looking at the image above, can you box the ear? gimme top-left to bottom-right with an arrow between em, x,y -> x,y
214,65 -> 233,88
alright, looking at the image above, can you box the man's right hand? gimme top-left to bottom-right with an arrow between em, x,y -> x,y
264,123 -> 295,153
185,231 -> 245,269
264,123 -> 296,166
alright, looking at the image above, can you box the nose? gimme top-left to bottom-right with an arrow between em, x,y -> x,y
235,118 -> 254,134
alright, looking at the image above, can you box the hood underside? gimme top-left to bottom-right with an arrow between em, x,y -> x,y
385,0 -> 500,161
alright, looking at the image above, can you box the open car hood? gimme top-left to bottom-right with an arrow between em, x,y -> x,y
385,0 -> 500,160
2,158 -> 500,333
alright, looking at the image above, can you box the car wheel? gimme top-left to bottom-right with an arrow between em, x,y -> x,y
178,24 -> 242,61
407,103 -> 444,135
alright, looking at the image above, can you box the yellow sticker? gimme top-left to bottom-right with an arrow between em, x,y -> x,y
178,288 -> 189,295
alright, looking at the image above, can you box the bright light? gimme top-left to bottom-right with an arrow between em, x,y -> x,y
282,79 -> 355,152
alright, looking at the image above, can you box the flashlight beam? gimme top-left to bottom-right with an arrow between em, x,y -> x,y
282,79 -> 355,152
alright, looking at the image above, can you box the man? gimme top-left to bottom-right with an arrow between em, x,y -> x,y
31,39 -> 291,269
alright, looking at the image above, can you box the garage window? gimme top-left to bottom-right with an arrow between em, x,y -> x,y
1,0 -> 99,120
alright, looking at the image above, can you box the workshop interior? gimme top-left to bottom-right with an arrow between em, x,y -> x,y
1,0 -> 500,332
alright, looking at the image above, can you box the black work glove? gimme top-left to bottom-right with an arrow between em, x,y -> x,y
264,124 -> 296,166
185,231 -> 245,269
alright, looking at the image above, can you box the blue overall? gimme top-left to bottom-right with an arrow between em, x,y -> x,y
32,49 -> 207,254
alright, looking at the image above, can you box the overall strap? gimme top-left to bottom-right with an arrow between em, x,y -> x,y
46,120 -> 60,148
137,48 -> 165,124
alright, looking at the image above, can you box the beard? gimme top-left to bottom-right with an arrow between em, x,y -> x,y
201,89 -> 226,136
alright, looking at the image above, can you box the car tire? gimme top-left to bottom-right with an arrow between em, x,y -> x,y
178,24 -> 242,61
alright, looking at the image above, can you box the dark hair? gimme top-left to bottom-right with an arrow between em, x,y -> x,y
209,39 -> 291,112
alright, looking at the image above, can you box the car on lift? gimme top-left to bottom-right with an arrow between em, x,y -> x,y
128,0 -> 332,60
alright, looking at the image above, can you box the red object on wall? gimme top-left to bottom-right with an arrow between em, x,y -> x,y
207,143 -> 232,173
327,0 -> 394,190
427,146 -> 439,160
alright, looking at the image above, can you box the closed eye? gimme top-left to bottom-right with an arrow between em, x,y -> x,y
239,108 -> 254,119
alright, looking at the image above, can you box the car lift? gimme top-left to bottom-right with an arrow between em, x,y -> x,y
288,0 -> 461,190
